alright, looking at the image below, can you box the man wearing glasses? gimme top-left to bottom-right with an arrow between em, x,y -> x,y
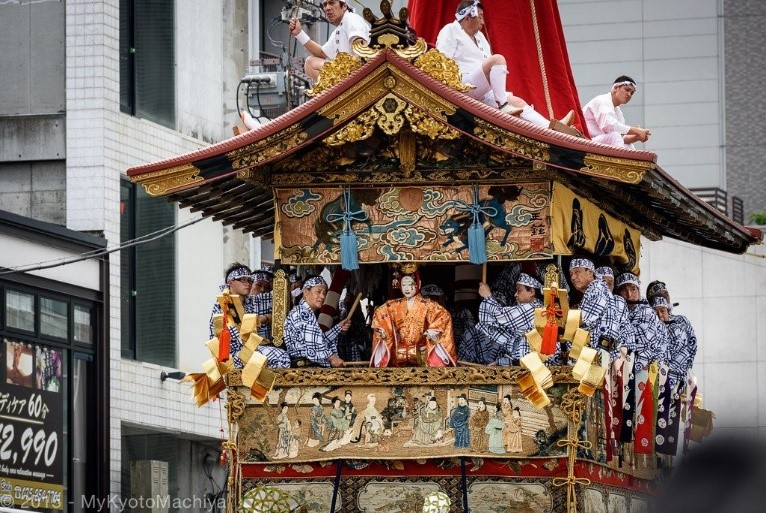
209,263 -> 290,368
289,0 -> 370,81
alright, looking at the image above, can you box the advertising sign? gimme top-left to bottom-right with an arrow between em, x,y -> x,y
0,338 -> 64,510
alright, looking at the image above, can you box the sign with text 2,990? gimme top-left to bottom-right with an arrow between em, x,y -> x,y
0,339 -> 64,510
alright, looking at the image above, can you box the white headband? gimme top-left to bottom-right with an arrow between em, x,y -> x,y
456,1 -> 482,21
612,80 -> 637,90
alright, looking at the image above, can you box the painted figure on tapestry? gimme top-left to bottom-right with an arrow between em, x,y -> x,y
355,393 -> 385,447
307,392 -> 325,448
273,402 -> 298,459
501,395 -> 515,451
406,396 -> 445,446
508,407 -> 524,452
469,398 -> 490,452
450,394 -> 471,448
342,390 -> 358,428
322,396 -> 353,452
486,402 -> 506,454
370,273 -> 457,367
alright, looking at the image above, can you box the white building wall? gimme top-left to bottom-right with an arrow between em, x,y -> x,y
640,237 -> 766,436
560,0 -> 724,189
62,0 -> 241,500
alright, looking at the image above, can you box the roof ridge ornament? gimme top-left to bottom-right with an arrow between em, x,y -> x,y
353,0 -> 427,61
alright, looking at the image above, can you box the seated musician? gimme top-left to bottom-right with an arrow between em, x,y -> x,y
370,271 -> 457,367
476,272 -> 544,365
283,275 -> 350,367
210,263 -> 290,368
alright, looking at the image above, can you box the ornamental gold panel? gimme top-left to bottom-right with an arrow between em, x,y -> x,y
226,366 -> 576,387
306,52 -> 363,97
323,109 -> 379,146
473,119 -> 551,162
374,94 -> 407,135
226,123 -> 308,170
581,154 -> 653,184
405,105 -> 460,139
414,48 -> 472,93
131,164 -> 203,197
271,269 -> 289,347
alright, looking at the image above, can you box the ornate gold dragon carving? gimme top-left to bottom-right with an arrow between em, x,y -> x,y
473,119 -> 551,162
226,124 -> 308,170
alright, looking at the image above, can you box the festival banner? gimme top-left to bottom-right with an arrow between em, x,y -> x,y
276,184 -> 552,265
0,339 -> 65,510
551,183 -> 641,274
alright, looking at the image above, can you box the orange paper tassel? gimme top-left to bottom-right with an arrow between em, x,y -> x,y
218,308 -> 231,362
541,289 -> 561,354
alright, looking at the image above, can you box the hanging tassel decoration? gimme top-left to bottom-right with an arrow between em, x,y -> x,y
541,287 -> 562,355
326,188 -> 369,271
457,184 -> 497,265
218,307 -> 231,362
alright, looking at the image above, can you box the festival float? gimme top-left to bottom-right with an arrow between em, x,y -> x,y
127,2 -> 761,511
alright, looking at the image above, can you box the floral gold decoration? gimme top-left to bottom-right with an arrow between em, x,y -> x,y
228,123 -> 308,170
414,49 -> 472,93
306,52 -> 363,97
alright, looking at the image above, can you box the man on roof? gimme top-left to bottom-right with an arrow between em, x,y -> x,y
582,75 -> 652,148
435,0 -> 575,132
289,0 -> 371,81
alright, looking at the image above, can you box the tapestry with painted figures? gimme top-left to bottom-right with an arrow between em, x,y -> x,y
236,383 -> 569,464
551,183 -> 641,274
275,184 -> 552,265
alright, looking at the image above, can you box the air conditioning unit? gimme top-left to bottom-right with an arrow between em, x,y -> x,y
130,460 -> 169,513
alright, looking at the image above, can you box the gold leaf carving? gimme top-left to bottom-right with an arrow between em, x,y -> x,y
405,105 -> 460,140
414,48 -> 472,93
323,109 -> 379,146
306,52 -> 363,97
581,154 -> 652,184
473,119 -> 551,162
271,270 -> 288,347
131,164 -> 202,197
226,124 -> 308,170
227,366 -> 576,388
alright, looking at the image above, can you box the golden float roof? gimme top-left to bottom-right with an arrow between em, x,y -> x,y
127,44 -> 760,254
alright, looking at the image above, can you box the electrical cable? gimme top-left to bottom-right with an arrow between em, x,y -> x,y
0,215 -> 206,275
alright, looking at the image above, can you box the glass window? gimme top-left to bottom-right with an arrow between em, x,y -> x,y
120,0 -> 176,128
74,305 -> 94,345
6,289 -> 34,332
120,179 -> 177,366
41,297 -> 69,339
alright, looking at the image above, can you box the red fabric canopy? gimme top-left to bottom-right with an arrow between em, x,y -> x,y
409,0 -> 588,135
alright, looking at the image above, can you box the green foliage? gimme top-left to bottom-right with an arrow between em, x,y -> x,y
749,211 -> 766,225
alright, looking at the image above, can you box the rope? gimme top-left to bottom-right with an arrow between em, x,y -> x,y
454,184 -> 497,228
325,188 -> 369,233
529,0 -> 554,117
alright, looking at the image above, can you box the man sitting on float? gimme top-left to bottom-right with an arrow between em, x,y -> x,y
370,268 -> 457,367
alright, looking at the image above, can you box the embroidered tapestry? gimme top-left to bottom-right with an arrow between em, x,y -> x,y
275,183 -> 552,264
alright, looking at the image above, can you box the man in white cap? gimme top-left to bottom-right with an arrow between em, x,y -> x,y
476,272 -> 549,365
283,275 -> 350,367
569,258 -> 621,357
435,0 -> 575,131
289,0 -> 371,81
582,75 -> 651,148
210,263 -> 290,368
